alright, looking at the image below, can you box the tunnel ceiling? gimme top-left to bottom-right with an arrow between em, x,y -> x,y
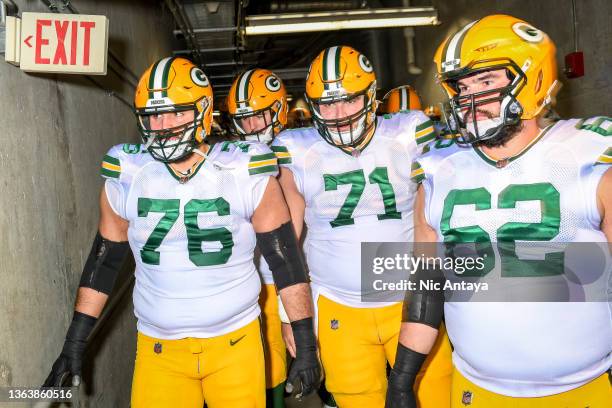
165,0 -> 419,102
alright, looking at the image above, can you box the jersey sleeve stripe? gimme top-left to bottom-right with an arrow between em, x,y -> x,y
416,130 -> 437,145
103,154 -> 120,166
250,153 -> 277,162
595,147 -> 612,165
248,158 -> 278,169
271,146 -> 292,164
415,120 -> 434,132
410,161 -> 425,183
101,154 -> 121,178
249,165 -> 278,176
101,167 -> 120,178
102,161 -> 121,172
416,125 -> 435,137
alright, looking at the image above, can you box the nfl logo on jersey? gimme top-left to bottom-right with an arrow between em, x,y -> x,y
461,390 -> 473,405
330,319 -> 339,330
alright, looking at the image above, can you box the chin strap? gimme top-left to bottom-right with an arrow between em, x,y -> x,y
191,147 -> 208,159
192,143 -> 238,170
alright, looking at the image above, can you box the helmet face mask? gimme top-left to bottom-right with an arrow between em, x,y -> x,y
230,100 -> 282,145
136,98 -> 208,162
308,88 -> 375,147
443,61 -> 526,145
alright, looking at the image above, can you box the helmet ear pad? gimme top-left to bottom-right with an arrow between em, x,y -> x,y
194,96 -> 213,144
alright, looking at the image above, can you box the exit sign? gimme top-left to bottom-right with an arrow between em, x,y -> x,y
19,12 -> 109,75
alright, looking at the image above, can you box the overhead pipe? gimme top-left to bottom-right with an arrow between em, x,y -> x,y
174,46 -> 242,55
173,26 -> 237,36
164,0 -> 203,65
244,7 -> 439,36
402,0 -> 422,75
268,0 -> 366,13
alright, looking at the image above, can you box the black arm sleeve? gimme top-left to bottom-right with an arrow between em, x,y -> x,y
256,222 -> 308,291
78,232 -> 131,295
402,265 -> 445,329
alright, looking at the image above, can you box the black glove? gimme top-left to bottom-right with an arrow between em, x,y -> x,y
287,317 -> 321,399
385,343 -> 427,408
43,312 -> 97,387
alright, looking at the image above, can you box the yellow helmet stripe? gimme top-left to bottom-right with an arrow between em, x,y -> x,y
442,20 -> 478,73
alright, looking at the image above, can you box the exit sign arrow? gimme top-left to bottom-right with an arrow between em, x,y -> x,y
24,35 -> 33,48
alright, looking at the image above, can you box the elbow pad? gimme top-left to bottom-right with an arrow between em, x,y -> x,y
402,266 -> 445,329
79,232 -> 131,295
256,222 -> 308,291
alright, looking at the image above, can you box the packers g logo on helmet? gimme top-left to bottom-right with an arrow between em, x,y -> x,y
358,54 -> 374,73
433,14 -> 559,145
265,75 -> 282,92
305,45 -> 378,149
512,22 -> 544,43
227,68 -> 288,145
134,57 -> 213,162
190,67 -> 209,87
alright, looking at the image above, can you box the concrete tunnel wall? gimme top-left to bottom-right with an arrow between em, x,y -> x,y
390,0 -> 612,118
0,1 -> 173,406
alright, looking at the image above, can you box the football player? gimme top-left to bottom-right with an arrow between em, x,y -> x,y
386,15 -> 612,407
272,46 -> 453,407
43,57 -> 321,408
380,85 -> 422,114
228,68 -> 288,145
227,68 -> 290,407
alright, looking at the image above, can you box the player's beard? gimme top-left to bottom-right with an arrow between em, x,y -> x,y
465,108 -> 523,148
475,121 -> 523,148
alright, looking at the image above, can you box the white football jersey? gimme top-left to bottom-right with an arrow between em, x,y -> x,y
414,118 -> 612,397
272,111 -> 436,307
101,141 -> 278,339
